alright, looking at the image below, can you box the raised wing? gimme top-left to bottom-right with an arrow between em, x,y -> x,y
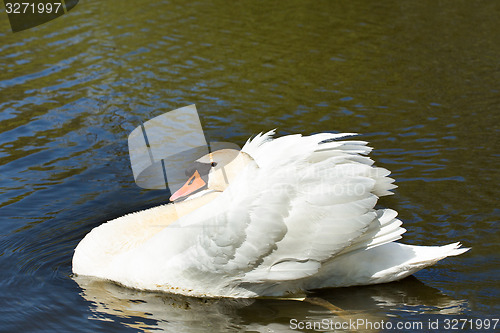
179,131 -> 401,285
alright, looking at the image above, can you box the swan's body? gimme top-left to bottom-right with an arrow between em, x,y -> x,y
73,131 -> 468,298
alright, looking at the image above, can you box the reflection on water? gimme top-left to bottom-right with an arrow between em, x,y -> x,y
1,0 -> 498,331
75,275 -> 467,332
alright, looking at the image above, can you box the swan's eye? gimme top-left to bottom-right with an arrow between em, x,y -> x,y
211,162 -> 217,167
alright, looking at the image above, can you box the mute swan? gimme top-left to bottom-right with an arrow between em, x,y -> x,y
73,130 -> 469,298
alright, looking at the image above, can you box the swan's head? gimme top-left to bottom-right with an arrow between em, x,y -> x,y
169,149 -> 253,201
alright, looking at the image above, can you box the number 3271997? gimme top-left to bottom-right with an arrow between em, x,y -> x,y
5,2 -> 63,14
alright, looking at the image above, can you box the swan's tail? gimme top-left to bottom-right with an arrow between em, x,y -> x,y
404,242 -> 470,265
306,242 -> 470,289
367,242 -> 470,284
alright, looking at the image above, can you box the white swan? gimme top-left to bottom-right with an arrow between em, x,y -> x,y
73,130 -> 469,298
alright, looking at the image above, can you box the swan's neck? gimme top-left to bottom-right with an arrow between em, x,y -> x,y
208,152 -> 254,192
165,191 -> 221,226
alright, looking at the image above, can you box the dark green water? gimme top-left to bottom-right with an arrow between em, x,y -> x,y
0,1 -> 498,332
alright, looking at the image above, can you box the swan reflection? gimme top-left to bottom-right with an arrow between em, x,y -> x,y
74,275 -> 467,332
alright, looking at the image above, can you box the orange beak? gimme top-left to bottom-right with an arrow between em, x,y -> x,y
169,170 -> 207,201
